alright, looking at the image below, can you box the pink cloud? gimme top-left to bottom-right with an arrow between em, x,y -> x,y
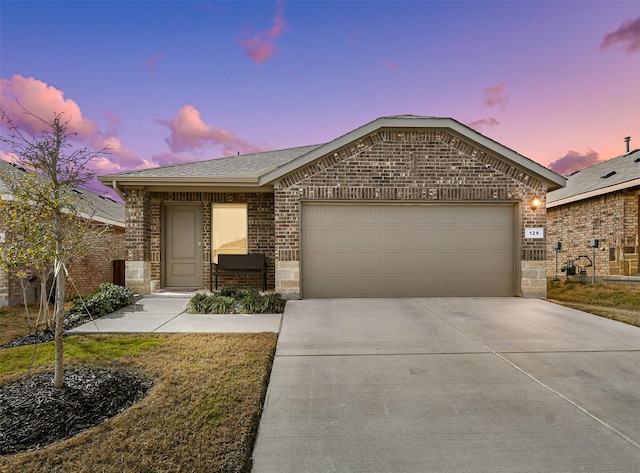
0,75 -> 150,175
91,135 -> 151,172
158,105 -> 268,156
467,117 -> 500,130
145,52 -> 163,67
0,75 -> 99,140
548,149 -> 602,176
237,1 -> 287,64
483,82 -> 509,110
601,17 -> 640,54
381,57 -> 401,71
150,152 -> 192,168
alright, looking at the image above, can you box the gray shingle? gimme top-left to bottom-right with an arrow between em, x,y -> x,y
0,158 -> 124,226
548,149 -> 640,205
103,144 -> 324,179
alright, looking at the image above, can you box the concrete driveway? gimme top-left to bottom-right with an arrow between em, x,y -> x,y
252,298 -> 640,473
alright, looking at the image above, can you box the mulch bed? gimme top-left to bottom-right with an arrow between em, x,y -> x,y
0,368 -> 153,455
0,313 -> 99,349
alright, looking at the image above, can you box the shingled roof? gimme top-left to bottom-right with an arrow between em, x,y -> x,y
547,149 -> 640,207
102,144 -> 323,181
0,159 -> 124,227
101,116 -> 566,193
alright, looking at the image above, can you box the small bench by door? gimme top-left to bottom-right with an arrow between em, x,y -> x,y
211,254 -> 267,291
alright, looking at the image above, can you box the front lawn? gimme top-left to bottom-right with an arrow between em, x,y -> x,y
547,279 -> 640,327
0,333 -> 277,472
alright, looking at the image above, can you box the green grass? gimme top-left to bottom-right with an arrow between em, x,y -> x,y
0,333 -> 277,473
547,279 -> 640,327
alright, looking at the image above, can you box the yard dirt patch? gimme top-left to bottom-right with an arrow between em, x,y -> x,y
0,332 -> 277,473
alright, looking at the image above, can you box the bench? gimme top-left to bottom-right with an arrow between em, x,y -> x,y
211,253 -> 267,292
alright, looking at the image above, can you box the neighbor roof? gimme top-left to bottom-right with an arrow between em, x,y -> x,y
0,159 -> 124,227
547,149 -> 640,208
100,115 -> 566,192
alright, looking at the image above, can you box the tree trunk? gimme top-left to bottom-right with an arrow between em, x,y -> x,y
53,259 -> 66,389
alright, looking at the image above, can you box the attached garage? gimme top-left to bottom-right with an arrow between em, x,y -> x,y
301,202 -> 517,297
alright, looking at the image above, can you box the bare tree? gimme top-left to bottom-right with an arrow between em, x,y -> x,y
0,103 -> 107,388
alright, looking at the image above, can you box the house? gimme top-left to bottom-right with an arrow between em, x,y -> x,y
0,159 -> 126,306
547,146 -> 640,281
100,115 -> 565,299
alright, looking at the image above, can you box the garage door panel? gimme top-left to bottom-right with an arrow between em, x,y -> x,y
301,204 -> 515,297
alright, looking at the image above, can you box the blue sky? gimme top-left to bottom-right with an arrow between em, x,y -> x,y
1,0 -> 639,194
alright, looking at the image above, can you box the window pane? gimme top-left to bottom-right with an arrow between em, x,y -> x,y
212,204 -> 247,263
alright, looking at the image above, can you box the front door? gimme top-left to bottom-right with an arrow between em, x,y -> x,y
165,204 -> 202,287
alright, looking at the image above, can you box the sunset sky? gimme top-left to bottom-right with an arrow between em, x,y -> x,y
1,0 -> 639,196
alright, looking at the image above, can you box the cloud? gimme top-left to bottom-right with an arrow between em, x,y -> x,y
467,117 -> 499,130
237,1 -> 287,64
548,149 -> 602,176
483,82 -> 509,110
158,105 -> 268,156
144,52 -> 163,74
601,16 -> 640,54
145,52 -> 163,67
0,75 -> 151,175
381,57 -> 401,71
0,75 -> 99,140
150,152 -> 192,168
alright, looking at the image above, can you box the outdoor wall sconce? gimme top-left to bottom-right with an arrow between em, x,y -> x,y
530,196 -> 541,211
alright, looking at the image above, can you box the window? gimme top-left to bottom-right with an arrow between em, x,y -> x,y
212,203 -> 247,263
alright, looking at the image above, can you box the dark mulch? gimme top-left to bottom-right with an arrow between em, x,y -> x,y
0,314 -> 99,349
0,368 -> 153,455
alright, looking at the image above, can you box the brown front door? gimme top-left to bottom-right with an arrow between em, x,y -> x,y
165,204 -> 202,287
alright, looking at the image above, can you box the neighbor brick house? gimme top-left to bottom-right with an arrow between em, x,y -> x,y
547,147 -> 640,280
0,159 -> 126,305
101,116 -> 565,299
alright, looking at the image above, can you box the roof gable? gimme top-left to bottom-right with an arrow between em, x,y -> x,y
259,116 -> 566,190
100,116 -> 565,193
547,149 -> 640,207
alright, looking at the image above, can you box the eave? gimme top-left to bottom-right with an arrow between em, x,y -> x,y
547,177 -> 640,208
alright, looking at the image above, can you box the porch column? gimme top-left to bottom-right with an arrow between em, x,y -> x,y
125,187 -> 152,294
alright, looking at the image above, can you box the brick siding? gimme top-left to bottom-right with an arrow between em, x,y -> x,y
146,191 -> 275,291
547,190 -> 639,277
274,128 -> 548,297
0,226 -> 125,306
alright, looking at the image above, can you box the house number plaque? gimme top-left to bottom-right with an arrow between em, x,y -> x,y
525,228 -> 544,239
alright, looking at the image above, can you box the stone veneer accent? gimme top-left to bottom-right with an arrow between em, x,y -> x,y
547,190 -> 639,278
521,261 -> 547,298
274,128 -> 548,298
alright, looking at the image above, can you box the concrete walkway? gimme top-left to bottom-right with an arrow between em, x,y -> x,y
252,298 -> 640,472
68,292 -> 282,334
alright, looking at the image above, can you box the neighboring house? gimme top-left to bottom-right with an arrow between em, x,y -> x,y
101,115 -> 565,299
547,147 -> 640,280
0,159 -> 126,306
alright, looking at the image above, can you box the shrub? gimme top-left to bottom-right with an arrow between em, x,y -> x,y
65,283 -> 135,321
186,289 -> 285,314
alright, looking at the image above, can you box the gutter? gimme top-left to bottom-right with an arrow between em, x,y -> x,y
547,177 -> 640,208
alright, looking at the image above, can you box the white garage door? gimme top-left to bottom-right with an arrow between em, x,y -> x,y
301,203 -> 516,297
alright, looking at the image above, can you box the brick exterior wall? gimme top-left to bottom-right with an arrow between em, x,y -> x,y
547,189 -> 639,277
66,227 -> 126,296
0,227 -> 125,306
274,128 -> 548,297
145,191 -> 275,291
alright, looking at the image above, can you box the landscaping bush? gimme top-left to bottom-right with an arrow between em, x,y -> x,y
186,289 -> 285,314
65,283 -> 136,322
